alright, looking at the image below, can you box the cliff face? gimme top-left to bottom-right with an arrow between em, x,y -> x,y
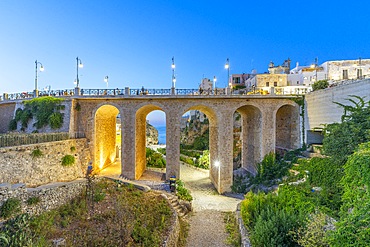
146,123 -> 158,145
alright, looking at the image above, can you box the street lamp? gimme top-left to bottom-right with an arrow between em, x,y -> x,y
213,76 -> 217,94
171,56 -> 176,88
104,76 -> 109,88
34,60 -> 44,97
75,57 -> 83,88
225,58 -> 230,87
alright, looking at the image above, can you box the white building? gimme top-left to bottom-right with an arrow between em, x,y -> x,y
321,58 -> 370,81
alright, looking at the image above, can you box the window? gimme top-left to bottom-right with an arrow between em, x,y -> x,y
233,77 -> 241,84
266,82 -> 269,87
297,81 -> 299,85
357,69 -> 363,79
343,70 -> 348,79
274,82 -> 277,87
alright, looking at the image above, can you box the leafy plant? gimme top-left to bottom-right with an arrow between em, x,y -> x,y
61,154 -> 75,166
0,198 -> 21,218
70,146 -> 76,152
146,148 -> 166,168
74,102 -> 81,111
31,148 -> 43,159
0,214 -> 35,246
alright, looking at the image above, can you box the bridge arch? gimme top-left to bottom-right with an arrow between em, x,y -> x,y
275,103 -> 300,151
93,104 -> 120,171
235,104 -> 263,174
135,104 -> 165,179
179,103 -> 221,189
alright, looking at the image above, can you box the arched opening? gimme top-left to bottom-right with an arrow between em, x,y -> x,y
135,105 -> 165,180
179,105 -> 219,190
94,104 -> 120,173
276,104 -> 300,152
235,105 -> 262,174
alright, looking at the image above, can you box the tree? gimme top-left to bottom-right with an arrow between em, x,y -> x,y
312,80 -> 329,91
323,96 -> 370,163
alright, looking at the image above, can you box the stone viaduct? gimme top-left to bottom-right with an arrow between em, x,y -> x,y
0,94 -> 301,193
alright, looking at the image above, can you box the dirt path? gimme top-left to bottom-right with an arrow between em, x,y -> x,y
180,164 -> 241,247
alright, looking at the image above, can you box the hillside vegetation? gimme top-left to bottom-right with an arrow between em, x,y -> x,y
240,96 -> 370,246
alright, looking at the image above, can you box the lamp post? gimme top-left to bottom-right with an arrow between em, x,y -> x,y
104,76 -> 109,88
75,57 -> 83,88
225,58 -> 230,87
34,60 -> 44,97
171,56 -> 176,94
213,76 -> 217,94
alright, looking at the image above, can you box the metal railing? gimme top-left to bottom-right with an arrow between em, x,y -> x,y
0,132 -> 72,148
1,86 -> 311,101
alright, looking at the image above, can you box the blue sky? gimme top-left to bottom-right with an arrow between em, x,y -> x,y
1,0 -> 370,125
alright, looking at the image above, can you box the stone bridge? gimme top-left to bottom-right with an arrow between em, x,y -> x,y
0,92 -> 301,193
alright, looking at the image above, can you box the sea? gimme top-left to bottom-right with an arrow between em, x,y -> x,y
154,125 -> 166,144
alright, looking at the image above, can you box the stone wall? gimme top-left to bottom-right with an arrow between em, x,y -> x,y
0,102 -> 16,134
4,99 -> 72,134
0,179 -> 86,220
0,139 -> 91,187
305,79 -> 370,144
305,79 -> 370,130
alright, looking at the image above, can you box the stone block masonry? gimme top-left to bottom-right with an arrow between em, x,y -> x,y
0,139 -> 91,187
0,179 -> 86,220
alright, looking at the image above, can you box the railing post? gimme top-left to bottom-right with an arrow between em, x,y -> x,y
74,87 -> 80,96
33,89 -> 39,98
125,87 -> 130,95
225,87 -> 231,95
270,87 -> 275,95
3,93 -> 8,101
171,87 -> 176,95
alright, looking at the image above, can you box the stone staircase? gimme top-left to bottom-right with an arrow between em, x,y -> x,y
161,192 -> 192,217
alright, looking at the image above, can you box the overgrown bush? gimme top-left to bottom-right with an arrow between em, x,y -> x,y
323,95 -> 370,163
0,198 -> 21,219
329,142 -> 370,246
9,97 -> 64,131
61,155 -> 75,166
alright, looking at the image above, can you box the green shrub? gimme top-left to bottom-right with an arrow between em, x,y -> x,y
251,207 -> 300,247
253,152 -> 288,185
70,146 -> 76,152
27,197 -> 41,205
31,148 -> 43,159
8,119 -> 17,131
176,180 -> 193,201
312,80 -> 329,91
0,198 -> 21,218
49,112 -> 64,129
146,148 -> 166,168
61,155 -> 75,166
197,150 -> 210,169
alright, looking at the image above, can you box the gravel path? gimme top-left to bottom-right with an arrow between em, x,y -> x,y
180,163 -> 241,247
